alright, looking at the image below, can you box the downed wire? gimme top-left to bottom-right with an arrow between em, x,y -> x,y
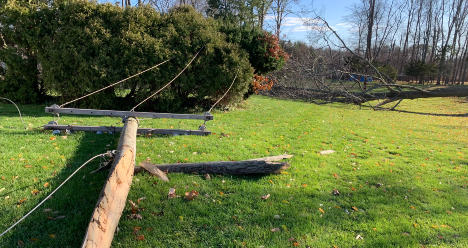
207,68 -> 239,113
0,151 -> 114,239
0,97 -> 27,129
59,58 -> 173,108
130,45 -> 205,112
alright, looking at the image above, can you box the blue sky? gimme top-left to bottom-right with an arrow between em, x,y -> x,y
271,0 -> 359,43
102,0 -> 358,43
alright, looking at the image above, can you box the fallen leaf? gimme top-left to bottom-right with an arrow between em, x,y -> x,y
282,200 -> 289,204
30,238 -> 40,242
137,197 -> 146,203
437,235 -> 443,239
288,237 -> 295,241
17,198 -> 27,205
0,188 -> 4,192
25,165 -> 32,168
219,191 -> 224,195
333,173 -> 339,179
260,194 -> 270,200
204,174 -> 211,180
351,187 -> 357,191
18,240 -> 24,247
282,225 -> 288,232
43,182 -> 50,187
319,208 -> 325,214
184,190 -> 199,201
49,137 -> 56,140
319,150 -> 335,155
46,217 -> 55,220
43,209 -> 52,213
135,235 -> 145,241
31,189 -> 40,196
293,243 -> 299,247
352,207 -> 358,211
332,189 -> 340,195
410,206 -> 415,209
49,234 -> 56,239
133,227 -> 142,234
270,228 -> 281,232
168,188 -> 176,199
431,225 -> 438,228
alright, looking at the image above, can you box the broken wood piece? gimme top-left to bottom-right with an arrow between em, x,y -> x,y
139,162 -> 169,182
82,117 -> 139,248
319,150 -> 335,155
139,160 -> 289,175
247,154 -> 293,162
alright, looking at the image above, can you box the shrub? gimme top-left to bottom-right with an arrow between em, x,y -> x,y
36,3 -> 253,111
0,2 -> 49,103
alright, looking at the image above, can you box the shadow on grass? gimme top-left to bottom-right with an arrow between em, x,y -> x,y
0,103 -> 53,119
0,131 -> 117,247
111,166 -> 468,247
395,109 -> 468,117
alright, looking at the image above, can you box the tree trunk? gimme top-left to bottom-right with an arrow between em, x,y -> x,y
365,0 -> 376,62
81,117 -> 139,248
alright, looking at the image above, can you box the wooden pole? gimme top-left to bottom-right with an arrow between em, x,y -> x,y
82,117 -> 139,248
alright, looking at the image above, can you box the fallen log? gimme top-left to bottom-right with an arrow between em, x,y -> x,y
138,160 -> 290,175
82,117 -> 139,248
134,155 -> 293,175
247,154 -> 293,162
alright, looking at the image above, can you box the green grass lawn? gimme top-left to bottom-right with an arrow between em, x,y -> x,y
0,95 -> 467,247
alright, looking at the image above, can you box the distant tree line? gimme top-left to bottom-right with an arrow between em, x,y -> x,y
342,0 -> 468,85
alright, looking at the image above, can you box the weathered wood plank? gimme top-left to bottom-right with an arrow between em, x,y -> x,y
247,154 -> 293,162
43,125 -> 211,135
139,160 -> 290,175
81,117 -> 139,248
45,107 -> 213,121
140,163 -> 169,181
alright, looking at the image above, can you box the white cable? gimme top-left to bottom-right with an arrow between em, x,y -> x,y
0,97 -> 27,129
0,152 -> 109,238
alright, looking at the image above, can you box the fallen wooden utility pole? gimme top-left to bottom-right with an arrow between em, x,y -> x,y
81,117 -> 139,248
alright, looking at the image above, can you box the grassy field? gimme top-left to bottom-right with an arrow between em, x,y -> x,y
0,95 -> 467,247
